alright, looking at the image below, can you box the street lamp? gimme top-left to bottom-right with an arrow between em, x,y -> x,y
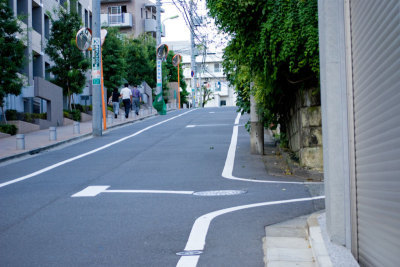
161,15 -> 179,35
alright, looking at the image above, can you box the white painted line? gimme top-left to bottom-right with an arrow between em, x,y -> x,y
185,124 -> 231,128
105,190 -> 194,195
222,113 -> 322,184
176,195 -> 325,267
0,110 -> 195,189
71,186 -> 110,197
71,186 -> 195,197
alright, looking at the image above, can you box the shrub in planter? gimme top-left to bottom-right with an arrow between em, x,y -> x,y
5,110 -> 18,121
0,124 -> 18,135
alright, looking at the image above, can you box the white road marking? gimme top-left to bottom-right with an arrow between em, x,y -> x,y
0,110 -> 194,189
71,186 -> 194,197
222,113 -> 321,184
71,186 -> 110,197
176,195 -> 325,267
185,124 -> 231,128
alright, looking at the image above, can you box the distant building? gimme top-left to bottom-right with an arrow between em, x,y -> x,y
166,41 -> 236,108
100,0 -> 163,39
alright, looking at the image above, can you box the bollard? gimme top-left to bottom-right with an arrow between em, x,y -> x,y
16,134 -> 25,150
49,127 -> 57,141
73,121 -> 80,134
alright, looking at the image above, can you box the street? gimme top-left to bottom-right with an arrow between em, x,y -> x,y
0,107 -> 323,266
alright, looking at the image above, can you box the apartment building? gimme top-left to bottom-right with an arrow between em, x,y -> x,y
166,41 -> 236,108
100,0 -> 162,39
4,0 -> 93,127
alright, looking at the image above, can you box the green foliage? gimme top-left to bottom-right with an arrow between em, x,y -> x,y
102,27 -> 125,97
164,51 -> 189,105
5,109 -> 18,120
0,0 -> 25,109
63,109 -> 81,122
207,0 -> 320,132
0,124 -> 17,135
5,110 -> 46,122
45,4 -> 89,110
124,35 -> 156,88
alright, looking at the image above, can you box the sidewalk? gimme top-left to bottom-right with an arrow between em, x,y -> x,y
262,131 -> 359,267
0,108 -> 159,163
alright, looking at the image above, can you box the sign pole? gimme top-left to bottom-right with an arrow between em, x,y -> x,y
91,0 -> 102,136
177,63 -> 180,109
101,51 -> 107,130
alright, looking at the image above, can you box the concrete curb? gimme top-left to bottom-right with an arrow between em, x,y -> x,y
307,212 -> 333,267
0,112 -> 159,164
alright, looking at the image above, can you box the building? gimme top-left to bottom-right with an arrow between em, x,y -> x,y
3,0 -> 93,127
166,41 -> 236,108
319,1 -> 400,266
100,0 -> 163,39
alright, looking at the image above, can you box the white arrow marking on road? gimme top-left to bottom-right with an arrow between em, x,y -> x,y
0,110 -> 195,189
176,195 -> 325,267
71,186 -> 194,197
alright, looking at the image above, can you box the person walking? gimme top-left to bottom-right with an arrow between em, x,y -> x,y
120,83 -> 132,119
108,87 -> 120,119
131,85 -> 141,116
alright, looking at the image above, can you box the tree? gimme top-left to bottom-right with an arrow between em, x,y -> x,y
165,51 -> 189,106
124,35 -> 156,88
0,0 -> 25,121
101,27 -> 125,97
45,4 -> 89,110
207,0 -> 319,133
201,85 -> 214,107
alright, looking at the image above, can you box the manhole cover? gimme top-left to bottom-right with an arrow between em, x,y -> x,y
193,190 -> 247,196
176,250 -> 203,256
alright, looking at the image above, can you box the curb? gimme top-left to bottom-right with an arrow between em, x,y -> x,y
0,112 -> 159,164
307,212 -> 333,267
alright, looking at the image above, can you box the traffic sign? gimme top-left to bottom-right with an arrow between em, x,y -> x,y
91,37 -> 101,85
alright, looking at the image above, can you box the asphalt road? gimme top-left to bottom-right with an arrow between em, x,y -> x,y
0,107 -> 323,267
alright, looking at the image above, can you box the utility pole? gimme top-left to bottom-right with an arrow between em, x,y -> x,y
190,0 -> 196,108
91,0 -> 102,136
250,82 -> 264,154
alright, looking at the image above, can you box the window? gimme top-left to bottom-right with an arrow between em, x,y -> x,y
108,6 -> 126,24
44,14 -> 50,39
214,63 -> 221,73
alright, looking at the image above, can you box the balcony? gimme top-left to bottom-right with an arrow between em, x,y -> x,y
32,29 -> 42,54
144,19 -> 165,37
144,19 -> 156,33
100,13 -> 133,28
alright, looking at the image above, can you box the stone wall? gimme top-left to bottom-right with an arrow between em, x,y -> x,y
286,88 -> 323,170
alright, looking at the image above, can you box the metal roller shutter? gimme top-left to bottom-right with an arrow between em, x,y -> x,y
350,1 -> 400,266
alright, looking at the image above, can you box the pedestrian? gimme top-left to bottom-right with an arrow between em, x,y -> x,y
120,83 -> 132,119
131,85 -> 141,116
108,87 -> 120,119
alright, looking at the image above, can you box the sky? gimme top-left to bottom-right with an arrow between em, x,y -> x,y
161,2 -> 192,43
160,1 -> 228,51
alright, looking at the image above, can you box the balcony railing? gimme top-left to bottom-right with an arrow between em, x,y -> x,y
100,13 -> 133,28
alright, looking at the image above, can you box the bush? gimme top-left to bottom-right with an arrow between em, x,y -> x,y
5,109 -> 18,120
0,124 -> 18,135
63,109 -> 81,121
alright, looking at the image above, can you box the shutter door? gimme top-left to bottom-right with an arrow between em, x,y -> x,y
350,1 -> 400,266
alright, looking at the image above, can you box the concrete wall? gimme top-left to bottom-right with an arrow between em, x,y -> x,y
286,88 -> 323,170
34,77 -> 64,127
318,0 -> 352,248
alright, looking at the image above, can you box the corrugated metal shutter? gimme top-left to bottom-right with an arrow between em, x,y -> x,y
350,1 -> 400,266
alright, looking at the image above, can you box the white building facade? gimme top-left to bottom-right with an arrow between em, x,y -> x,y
166,41 -> 236,108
